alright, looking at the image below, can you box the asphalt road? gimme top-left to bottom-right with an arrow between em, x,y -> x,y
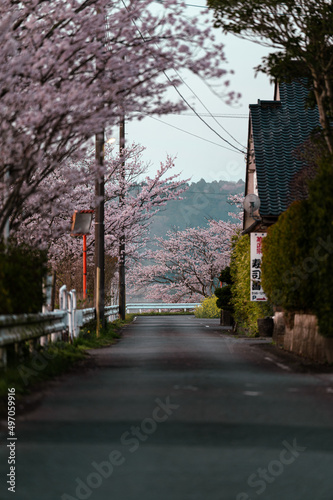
1,315 -> 333,500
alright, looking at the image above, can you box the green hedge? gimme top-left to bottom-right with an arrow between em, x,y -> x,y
261,200 -> 312,312
261,154 -> 333,337
306,154 -> 333,337
0,241 -> 48,314
230,232 -> 272,335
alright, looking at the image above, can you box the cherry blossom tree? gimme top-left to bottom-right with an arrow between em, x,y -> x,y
17,144 -> 187,254
227,193 -> 244,222
0,0 -> 234,238
128,218 -> 240,302
15,143 -> 189,300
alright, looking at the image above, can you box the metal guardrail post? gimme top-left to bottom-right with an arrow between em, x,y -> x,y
70,290 -> 78,338
42,275 -> 54,313
67,292 -> 73,340
59,285 -> 67,311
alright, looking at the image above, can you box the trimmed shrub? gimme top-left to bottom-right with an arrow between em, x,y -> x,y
215,266 -> 234,312
194,295 -> 220,318
215,285 -> 233,312
0,241 -> 48,314
306,154 -> 333,337
230,233 -> 273,335
261,200 -> 312,312
261,154 -> 333,337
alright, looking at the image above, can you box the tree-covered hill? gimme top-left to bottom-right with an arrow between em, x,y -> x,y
149,178 -> 244,240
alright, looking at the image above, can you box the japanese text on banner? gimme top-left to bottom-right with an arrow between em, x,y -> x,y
250,232 -> 267,301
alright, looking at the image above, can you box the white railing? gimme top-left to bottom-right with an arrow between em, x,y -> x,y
0,287 -> 200,368
126,303 -> 200,313
0,310 -> 67,369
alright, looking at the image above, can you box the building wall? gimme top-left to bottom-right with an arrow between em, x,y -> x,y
244,121 -> 260,230
273,311 -> 333,363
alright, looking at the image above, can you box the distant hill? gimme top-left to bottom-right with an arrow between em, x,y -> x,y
149,178 -> 245,240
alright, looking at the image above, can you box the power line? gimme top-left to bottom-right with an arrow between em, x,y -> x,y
177,113 -> 248,118
185,191 -> 242,194
120,0 -> 246,155
155,0 -> 207,7
162,70 -> 246,154
147,115 -> 244,153
172,68 -> 246,148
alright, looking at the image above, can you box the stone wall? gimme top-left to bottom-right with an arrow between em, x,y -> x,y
273,311 -> 333,363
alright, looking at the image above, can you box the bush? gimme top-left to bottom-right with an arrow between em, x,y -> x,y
0,241 -> 48,314
194,295 -> 220,318
304,154 -> 333,337
230,233 -> 272,335
261,200 -> 312,312
215,285 -> 233,312
215,266 -> 234,312
261,154 -> 333,337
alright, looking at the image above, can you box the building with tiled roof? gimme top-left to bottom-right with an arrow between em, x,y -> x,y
243,79 -> 320,232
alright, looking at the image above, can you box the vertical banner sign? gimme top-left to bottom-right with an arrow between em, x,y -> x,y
250,232 -> 267,301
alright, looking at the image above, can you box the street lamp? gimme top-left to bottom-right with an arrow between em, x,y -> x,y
71,210 -> 94,300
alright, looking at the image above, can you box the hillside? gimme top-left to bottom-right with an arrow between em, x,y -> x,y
149,178 -> 244,240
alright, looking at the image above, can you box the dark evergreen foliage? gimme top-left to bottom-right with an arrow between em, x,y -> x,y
0,241 -> 48,314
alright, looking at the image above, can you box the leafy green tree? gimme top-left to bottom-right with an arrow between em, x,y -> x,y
207,0 -> 333,154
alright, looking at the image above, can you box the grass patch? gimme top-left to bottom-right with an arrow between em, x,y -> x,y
74,314 -> 135,349
0,314 -> 135,414
0,342 -> 86,416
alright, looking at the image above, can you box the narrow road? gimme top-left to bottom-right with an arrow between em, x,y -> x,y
1,315 -> 333,500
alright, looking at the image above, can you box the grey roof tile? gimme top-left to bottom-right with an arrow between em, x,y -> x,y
250,80 -> 320,216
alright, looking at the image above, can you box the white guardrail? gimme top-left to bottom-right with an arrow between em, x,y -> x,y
125,303 -> 200,313
0,286 -> 199,368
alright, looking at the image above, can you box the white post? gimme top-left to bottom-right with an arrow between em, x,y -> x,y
67,292 -> 73,340
42,275 -> 53,313
70,290 -> 77,337
59,285 -> 67,311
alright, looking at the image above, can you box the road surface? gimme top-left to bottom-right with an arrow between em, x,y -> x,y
1,315 -> 333,500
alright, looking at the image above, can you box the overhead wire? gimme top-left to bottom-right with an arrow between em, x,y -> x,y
120,0 -> 246,155
180,113 -> 248,118
147,115 -> 244,153
155,1 -> 207,8
172,68 -> 246,148
162,69 -> 246,154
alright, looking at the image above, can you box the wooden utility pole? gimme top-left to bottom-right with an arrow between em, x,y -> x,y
3,168 -> 10,245
95,131 -> 105,333
118,116 -> 126,320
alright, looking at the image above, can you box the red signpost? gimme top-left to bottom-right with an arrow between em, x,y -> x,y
71,210 -> 94,300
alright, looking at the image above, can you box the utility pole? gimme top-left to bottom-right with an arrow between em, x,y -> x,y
3,168 -> 10,245
95,131 -> 105,333
118,115 -> 126,320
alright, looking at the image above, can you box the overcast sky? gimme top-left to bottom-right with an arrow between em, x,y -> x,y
116,3 -> 274,184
